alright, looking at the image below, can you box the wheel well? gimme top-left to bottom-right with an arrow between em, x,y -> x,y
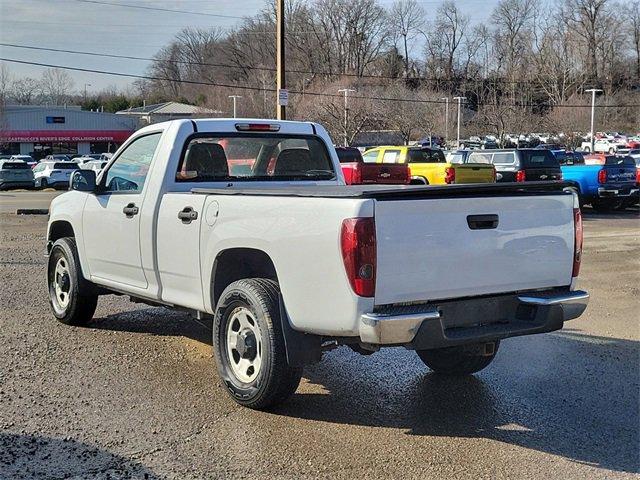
410,176 -> 428,185
211,248 -> 277,306
564,181 -> 581,194
48,221 -> 75,242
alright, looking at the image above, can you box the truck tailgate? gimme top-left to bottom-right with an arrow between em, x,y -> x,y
374,194 -> 575,305
454,163 -> 495,183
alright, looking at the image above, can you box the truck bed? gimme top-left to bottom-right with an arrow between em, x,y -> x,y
192,181 -> 570,199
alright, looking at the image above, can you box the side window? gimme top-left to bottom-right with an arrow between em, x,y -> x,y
468,152 -> 493,164
492,152 -> 515,165
362,150 -> 379,163
103,133 -> 161,193
382,149 -> 401,163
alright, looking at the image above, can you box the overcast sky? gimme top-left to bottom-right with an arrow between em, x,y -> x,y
0,0 -> 494,94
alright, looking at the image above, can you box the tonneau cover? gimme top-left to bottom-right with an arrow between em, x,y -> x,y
192,181 -> 570,199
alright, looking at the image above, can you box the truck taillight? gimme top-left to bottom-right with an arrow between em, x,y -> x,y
491,167 -> 497,182
444,167 -> 455,184
573,206 -> 583,277
557,172 -> 563,181
597,169 -> 607,184
516,170 -> 526,182
352,163 -> 362,185
235,123 -> 280,132
341,218 -> 376,297
404,166 -> 411,184
636,168 -> 640,186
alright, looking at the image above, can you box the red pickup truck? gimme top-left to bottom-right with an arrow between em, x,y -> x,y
336,147 -> 409,185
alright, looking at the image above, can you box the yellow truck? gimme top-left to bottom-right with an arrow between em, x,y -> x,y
362,146 -> 495,185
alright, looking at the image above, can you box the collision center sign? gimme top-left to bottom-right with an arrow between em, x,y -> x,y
0,130 -> 133,143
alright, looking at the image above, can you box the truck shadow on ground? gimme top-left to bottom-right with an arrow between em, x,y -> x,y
86,308 -> 639,474
274,331 -> 639,475
0,432 -> 160,479
89,306 -> 212,345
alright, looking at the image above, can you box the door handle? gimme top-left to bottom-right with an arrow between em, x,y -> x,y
178,206 -> 198,224
122,203 -> 139,217
467,214 -> 499,230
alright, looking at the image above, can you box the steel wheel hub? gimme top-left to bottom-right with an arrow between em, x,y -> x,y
226,307 -> 262,383
53,257 -> 71,309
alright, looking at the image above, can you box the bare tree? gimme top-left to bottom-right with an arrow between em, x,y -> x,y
628,1 -> 640,80
10,77 -> 41,105
0,63 -> 11,103
389,0 -> 425,77
41,68 -> 75,105
425,1 -> 470,80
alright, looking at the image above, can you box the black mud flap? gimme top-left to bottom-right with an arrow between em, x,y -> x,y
279,295 -> 322,366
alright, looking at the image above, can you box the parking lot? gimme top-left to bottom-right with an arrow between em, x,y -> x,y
0,192 -> 638,479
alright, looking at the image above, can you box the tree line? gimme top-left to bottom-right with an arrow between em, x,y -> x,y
2,0 -> 639,145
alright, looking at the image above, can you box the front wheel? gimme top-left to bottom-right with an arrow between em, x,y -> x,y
40,178 -> 48,189
47,237 -> 98,325
213,278 -> 302,410
416,341 -> 499,375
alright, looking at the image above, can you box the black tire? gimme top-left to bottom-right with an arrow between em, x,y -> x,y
591,199 -> 623,212
416,341 -> 500,375
47,237 -> 98,326
213,278 -> 302,410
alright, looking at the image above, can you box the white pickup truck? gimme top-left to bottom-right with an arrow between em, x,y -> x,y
46,119 -> 589,409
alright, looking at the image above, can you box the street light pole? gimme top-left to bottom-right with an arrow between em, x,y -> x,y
337,88 -> 356,147
453,96 -> 466,148
585,88 -> 602,152
228,95 -> 242,118
441,97 -> 449,147
83,83 -> 91,102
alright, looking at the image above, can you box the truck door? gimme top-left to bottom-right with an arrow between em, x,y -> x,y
156,193 -> 207,310
82,133 -> 162,289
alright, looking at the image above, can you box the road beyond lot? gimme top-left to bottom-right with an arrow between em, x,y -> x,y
0,203 -> 638,479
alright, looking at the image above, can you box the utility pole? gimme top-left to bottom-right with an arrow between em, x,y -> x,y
228,95 -> 242,118
441,97 -> 449,147
453,96 -> 467,148
337,88 -> 356,147
585,88 -> 602,152
276,0 -> 286,120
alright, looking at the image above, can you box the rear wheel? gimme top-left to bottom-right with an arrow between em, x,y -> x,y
592,199 -> 624,212
40,178 -> 48,189
416,341 -> 499,375
47,237 -> 98,326
213,278 -> 302,409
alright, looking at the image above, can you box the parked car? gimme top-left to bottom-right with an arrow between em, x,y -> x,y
80,160 -> 109,175
44,154 -> 73,162
363,146 -> 495,184
580,139 -> 619,153
465,149 -> 562,183
33,161 -> 79,189
0,160 -> 35,190
9,154 -> 37,168
560,154 -> 638,210
336,147 -> 409,185
45,118 -> 589,410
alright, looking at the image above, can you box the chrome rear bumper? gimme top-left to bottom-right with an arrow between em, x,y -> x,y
359,289 -> 589,346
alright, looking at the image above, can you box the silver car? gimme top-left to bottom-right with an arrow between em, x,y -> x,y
0,160 -> 35,190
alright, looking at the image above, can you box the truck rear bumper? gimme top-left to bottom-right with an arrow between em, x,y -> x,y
597,187 -> 638,198
359,289 -> 589,348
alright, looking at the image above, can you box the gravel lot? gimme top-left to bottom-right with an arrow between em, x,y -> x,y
0,194 -> 638,479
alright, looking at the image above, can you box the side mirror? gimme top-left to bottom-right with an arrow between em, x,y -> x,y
70,169 -> 96,192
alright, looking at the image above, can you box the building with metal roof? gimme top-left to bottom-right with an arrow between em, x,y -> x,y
0,105 -> 137,159
116,101 -> 221,126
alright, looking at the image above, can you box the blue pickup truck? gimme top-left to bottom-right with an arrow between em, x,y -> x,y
559,152 -> 638,210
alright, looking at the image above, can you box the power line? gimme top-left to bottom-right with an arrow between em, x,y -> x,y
0,42 -> 596,86
72,0 -> 245,19
2,57 -> 639,108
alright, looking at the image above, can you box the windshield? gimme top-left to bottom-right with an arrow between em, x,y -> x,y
604,156 -> 636,167
520,150 -> 559,167
176,134 -> 335,182
406,149 -> 445,163
53,163 -> 79,170
1,162 -> 30,170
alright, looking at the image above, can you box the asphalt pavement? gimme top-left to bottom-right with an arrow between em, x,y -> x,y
0,195 -> 638,479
